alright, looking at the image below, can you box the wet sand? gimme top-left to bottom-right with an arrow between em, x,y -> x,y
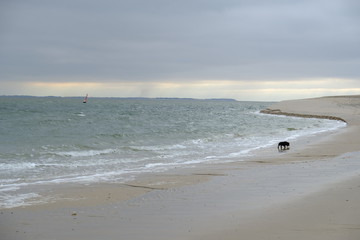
2,95 -> 360,240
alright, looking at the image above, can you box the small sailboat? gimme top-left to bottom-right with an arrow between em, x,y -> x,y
83,94 -> 88,103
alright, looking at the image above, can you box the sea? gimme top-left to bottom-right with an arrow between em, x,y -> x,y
0,96 -> 346,208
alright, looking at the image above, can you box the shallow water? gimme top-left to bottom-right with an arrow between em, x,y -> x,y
0,96 -> 346,208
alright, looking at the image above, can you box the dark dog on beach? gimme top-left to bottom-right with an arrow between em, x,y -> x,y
278,141 -> 290,150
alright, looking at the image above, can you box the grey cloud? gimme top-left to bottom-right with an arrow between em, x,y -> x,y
0,0 -> 359,82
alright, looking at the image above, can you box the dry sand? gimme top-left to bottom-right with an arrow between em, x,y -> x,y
2,95 -> 360,240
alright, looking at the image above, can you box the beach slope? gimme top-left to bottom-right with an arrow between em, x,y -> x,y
202,95 -> 360,240
2,95 -> 360,240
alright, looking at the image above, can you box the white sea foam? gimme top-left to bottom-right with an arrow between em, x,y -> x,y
53,148 -> 116,157
0,193 -> 42,209
0,162 -> 36,171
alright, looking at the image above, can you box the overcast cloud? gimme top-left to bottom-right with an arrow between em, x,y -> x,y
1,0 -> 359,100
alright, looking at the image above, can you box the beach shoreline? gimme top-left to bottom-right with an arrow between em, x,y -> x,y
2,95 -> 360,240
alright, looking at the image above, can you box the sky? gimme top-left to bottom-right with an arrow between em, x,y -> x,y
1,0 -> 360,101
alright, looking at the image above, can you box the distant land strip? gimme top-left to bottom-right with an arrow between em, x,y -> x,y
0,95 -> 237,101
260,108 -> 347,123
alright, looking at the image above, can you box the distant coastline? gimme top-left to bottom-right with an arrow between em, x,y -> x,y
0,95 -> 238,101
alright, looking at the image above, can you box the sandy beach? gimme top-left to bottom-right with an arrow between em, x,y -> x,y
2,95 -> 360,240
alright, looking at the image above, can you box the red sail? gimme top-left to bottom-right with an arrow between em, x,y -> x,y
83,94 -> 88,103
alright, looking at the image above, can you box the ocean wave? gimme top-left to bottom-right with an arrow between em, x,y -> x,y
0,193 -> 42,209
49,148 -> 116,158
0,162 -> 37,172
127,144 -> 187,152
